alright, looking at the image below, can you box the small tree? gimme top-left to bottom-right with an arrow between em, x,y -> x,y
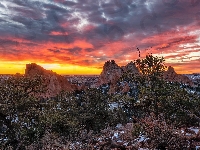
135,54 -> 167,79
119,53 -> 200,126
120,54 -> 167,118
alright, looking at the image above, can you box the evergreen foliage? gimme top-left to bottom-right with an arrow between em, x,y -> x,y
0,54 -> 200,149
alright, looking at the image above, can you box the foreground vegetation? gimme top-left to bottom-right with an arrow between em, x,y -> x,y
0,54 -> 200,149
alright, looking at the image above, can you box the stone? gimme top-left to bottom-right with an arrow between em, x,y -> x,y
98,60 -> 122,85
99,61 -> 193,94
25,63 -> 76,98
98,60 -> 140,94
163,66 -> 193,86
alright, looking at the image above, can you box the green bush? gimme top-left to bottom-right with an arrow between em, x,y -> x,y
0,75 -> 47,149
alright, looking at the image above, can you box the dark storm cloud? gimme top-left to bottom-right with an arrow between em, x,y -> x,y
0,0 -> 200,64
12,0 -> 31,7
48,49 -> 61,53
9,6 -> 38,18
65,47 -> 82,53
11,0 -> 44,14
139,1 -> 197,34
73,0 -> 151,47
0,2 -> 6,8
2,1 -> 199,38
0,39 -> 17,50
43,3 -> 68,13
62,1 -> 77,6
97,56 -> 110,62
85,48 -> 94,52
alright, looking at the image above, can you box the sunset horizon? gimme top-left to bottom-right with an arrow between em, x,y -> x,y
0,0 -> 200,75
0,55 -> 200,75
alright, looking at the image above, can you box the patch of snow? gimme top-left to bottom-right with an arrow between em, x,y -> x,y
138,135 -> 145,142
137,135 -> 149,142
116,123 -> 122,129
189,127 -> 199,134
186,133 -> 192,136
112,132 -> 119,139
109,102 -> 119,110
98,137 -> 102,142
123,142 -> 129,146
120,131 -> 125,134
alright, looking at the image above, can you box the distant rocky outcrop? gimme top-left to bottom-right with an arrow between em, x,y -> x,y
121,61 -> 140,73
98,60 -> 140,94
99,60 -> 122,85
97,60 -> 121,94
98,61 -> 193,94
163,66 -> 193,86
25,63 -> 76,98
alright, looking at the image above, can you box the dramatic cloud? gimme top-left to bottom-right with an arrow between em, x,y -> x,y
0,0 -> 200,74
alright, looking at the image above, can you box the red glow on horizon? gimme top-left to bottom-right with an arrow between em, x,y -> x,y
0,22 -> 200,74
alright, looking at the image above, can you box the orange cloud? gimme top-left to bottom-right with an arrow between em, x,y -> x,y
49,31 -> 68,35
0,22 -> 200,75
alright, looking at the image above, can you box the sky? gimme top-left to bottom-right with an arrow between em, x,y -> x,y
0,0 -> 200,75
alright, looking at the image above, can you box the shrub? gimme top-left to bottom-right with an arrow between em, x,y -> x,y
0,75 -> 47,149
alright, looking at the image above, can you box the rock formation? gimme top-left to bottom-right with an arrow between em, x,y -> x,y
99,61 -> 193,94
25,63 -> 76,98
98,60 -> 140,94
98,60 -> 122,94
121,61 -> 140,73
99,60 -> 122,85
163,66 -> 193,86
